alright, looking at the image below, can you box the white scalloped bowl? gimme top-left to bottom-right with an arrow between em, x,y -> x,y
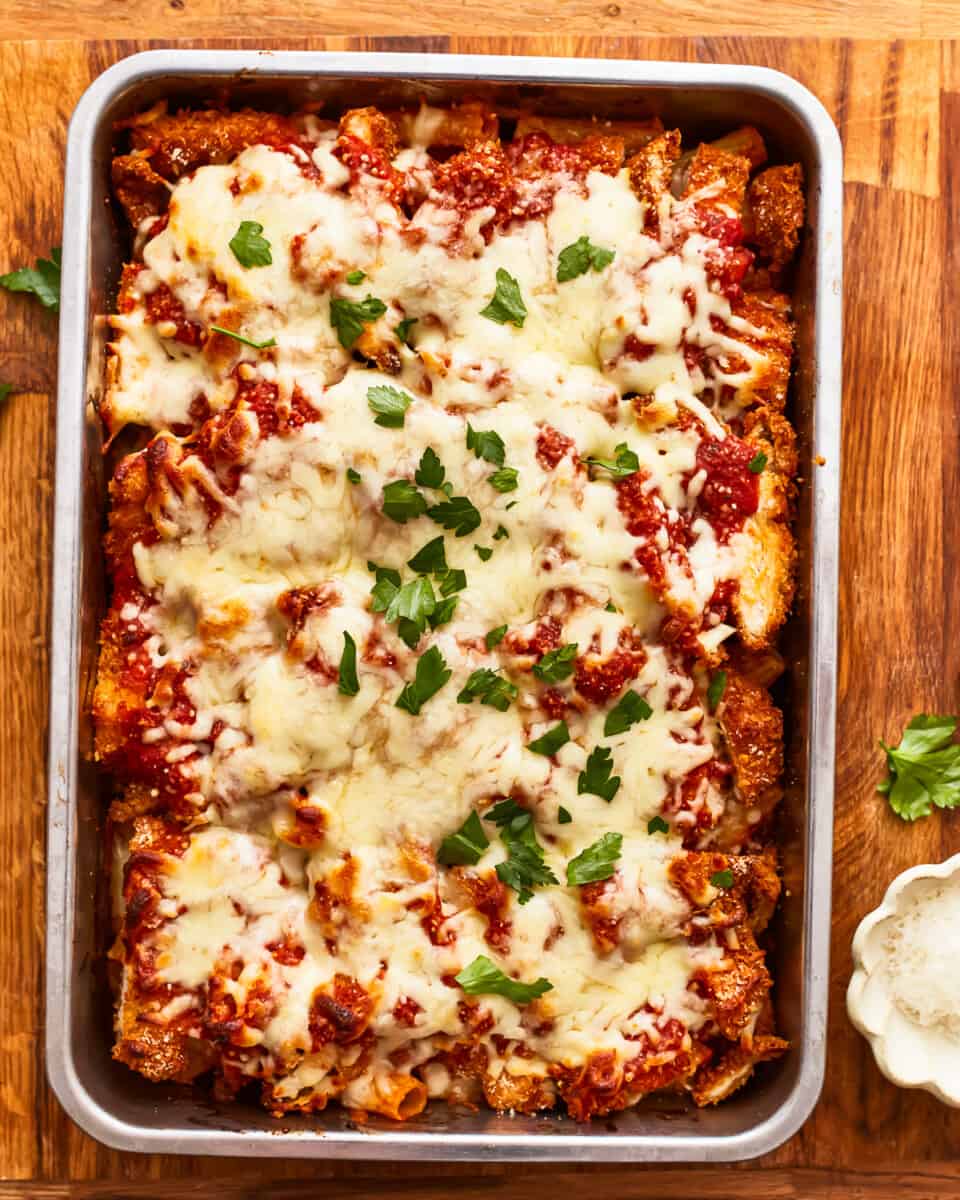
847,852 -> 960,1106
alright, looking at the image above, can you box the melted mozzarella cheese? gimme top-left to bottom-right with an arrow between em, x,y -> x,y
109,133 -> 779,1098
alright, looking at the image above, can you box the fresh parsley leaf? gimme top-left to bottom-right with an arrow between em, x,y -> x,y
475,545 -> 493,562
533,643 -> 578,684
397,617 -> 424,649
440,481 -> 454,497
210,325 -> 276,350
493,524 -> 509,541
605,601 -> 618,613
556,236 -> 616,283
484,800 -> 559,903
748,451 -> 767,474
486,625 -> 507,650
647,815 -> 670,835
566,832 -> 623,886
330,294 -> 387,348
558,805 -> 573,824
229,221 -> 272,268
385,576 -> 436,631
437,568 -> 467,596
879,714 -> 960,821
505,500 -> 518,511
437,811 -> 490,866
345,268 -> 366,285
346,467 -> 362,484
337,632 -> 359,696
0,247 -> 61,311
407,536 -> 447,575
480,268 -> 527,327
577,745 -> 621,802
466,424 -> 506,467
488,467 -> 519,493
427,494 -> 481,537
395,645 -> 452,715
415,447 -> 446,489
497,838 -> 559,904
395,316 -> 418,346
707,671 -> 728,712
368,561 -> 402,586
428,596 -> 460,628
604,691 -> 653,737
457,668 -> 518,712
710,868 -> 734,889
367,384 -> 413,428
582,442 -> 640,480
528,721 -> 570,757
455,955 -> 553,1004
382,479 -> 427,524
369,572 -> 400,614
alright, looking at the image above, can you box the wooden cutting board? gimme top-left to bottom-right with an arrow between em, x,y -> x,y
2,32 -> 959,1200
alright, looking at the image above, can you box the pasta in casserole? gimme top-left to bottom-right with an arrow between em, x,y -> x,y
95,96 -> 804,1121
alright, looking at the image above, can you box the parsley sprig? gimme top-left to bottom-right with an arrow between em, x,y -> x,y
0,247 -> 61,311
458,668 -> 518,712
557,236 -> 615,283
437,811 -> 489,866
582,443 -> 640,480
533,643 -> 577,684
480,268 -> 527,327
578,745 -> 621,802
368,384 -> 413,428
485,799 -> 559,903
455,955 -> 552,1004
330,294 -> 387,348
566,832 -> 623,885
395,645 -> 452,715
604,691 -> 652,737
879,714 -> 960,821
229,221 -> 272,268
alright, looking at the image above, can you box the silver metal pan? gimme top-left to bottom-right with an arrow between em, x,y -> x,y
46,49 -> 842,1161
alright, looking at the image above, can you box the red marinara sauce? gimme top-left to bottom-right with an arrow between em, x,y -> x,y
692,434 -> 760,541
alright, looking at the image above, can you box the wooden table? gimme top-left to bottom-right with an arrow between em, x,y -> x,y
1,22 -> 959,1200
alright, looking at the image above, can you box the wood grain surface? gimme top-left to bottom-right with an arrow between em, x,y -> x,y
1,29 -> 959,1200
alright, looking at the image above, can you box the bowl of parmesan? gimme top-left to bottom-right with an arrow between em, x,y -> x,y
848,853 -> 960,1105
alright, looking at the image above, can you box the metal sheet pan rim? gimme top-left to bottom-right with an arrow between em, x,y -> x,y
46,47 -> 842,1162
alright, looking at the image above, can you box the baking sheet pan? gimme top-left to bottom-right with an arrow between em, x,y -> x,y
46,49 -> 842,1161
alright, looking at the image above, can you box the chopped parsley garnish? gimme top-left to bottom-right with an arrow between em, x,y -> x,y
368,561 -> 402,612
528,720 -> 570,757
345,268 -> 366,285
395,316 -> 418,346
748,451 -> 768,474
0,246 -> 61,311
385,576 -> 436,631
382,479 -> 427,524
566,832 -> 623,886
427,494 -> 482,537
582,443 -> 640,480
457,668 -> 518,712
485,625 -> 508,650
878,714 -> 960,821
329,294 -> 387,348
429,596 -> 460,628
395,645 -> 451,715
346,468 -> 362,484
505,500 -> 518,511
488,467 -> 519,493
533,643 -> 578,684
647,815 -> 670,835
209,325 -> 276,350
437,811 -> 489,866
455,955 -> 553,1004
556,236 -> 616,283
367,384 -> 413,428
710,868 -> 734,889
466,424 -> 506,467
707,671 -> 728,712
474,545 -> 493,562
407,536 -> 447,575
558,805 -> 573,824
480,268 -> 527,328
493,524 -> 509,541
415,446 -> 445,489
484,799 -> 559,903
605,600 -> 618,613
577,745 -> 621,802
229,221 -> 272,268
604,690 -> 653,737
437,568 -> 467,596
337,632 -> 359,696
